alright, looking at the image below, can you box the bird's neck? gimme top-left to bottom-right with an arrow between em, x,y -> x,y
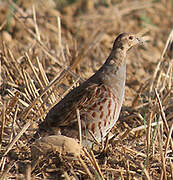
105,48 -> 126,67
91,49 -> 127,97
102,58 -> 126,97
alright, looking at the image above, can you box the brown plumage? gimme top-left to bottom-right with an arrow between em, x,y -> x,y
33,33 -> 142,147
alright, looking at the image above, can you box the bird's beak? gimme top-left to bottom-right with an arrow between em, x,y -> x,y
136,36 -> 144,44
136,37 -> 142,43
136,34 -> 149,45
131,36 -> 145,47
128,36 -> 141,48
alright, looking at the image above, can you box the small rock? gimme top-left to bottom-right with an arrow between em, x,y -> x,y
2,31 -> 12,42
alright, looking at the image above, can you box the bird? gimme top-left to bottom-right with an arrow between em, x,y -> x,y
32,33 -> 142,148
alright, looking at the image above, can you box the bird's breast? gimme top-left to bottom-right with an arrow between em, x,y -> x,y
80,84 -> 122,140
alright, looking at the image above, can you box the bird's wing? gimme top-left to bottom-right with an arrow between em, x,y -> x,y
37,81 -> 101,132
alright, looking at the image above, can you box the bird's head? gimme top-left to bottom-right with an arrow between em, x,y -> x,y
108,33 -> 142,64
112,33 -> 142,51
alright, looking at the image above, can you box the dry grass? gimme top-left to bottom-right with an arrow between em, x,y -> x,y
0,0 -> 173,179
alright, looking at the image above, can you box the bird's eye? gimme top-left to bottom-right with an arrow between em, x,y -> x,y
129,36 -> 134,40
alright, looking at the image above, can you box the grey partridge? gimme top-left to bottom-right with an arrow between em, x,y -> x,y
33,33 -> 142,148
